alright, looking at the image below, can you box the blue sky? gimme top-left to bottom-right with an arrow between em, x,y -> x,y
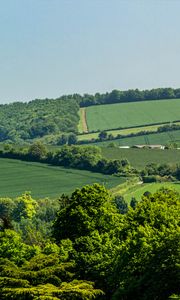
0,0 -> 180,103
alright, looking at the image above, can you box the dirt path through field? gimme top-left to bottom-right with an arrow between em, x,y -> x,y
81,108 -> 88,133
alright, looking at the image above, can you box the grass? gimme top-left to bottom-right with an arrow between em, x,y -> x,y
102,148 -> 180,169
121,182 -> 180,203
78,109 -> 84,133
93,130 -> 180,147
77,122 -> 180,141
0,158 -> 125,199
85,99 -> 180,132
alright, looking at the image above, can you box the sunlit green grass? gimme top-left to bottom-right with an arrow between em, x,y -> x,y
77,122 -> 180,141
122,182 -> 180,203
86,99 -> 180,132
94,130 -> 180,148
102,147 -> 180,169
0,158 -> 125,199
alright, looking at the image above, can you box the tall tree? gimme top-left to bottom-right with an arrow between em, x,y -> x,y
112,189 -> 180,300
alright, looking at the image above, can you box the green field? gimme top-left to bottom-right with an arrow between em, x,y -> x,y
121,182 -> 180,203
94,130 -> 180,147
77,124 -> 160,141
0,158 -> 125,199
77,122 -> 180,141
102,148 -> 180,169
85,99 -> 180,132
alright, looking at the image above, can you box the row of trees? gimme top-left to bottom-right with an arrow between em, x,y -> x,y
1,143 -> 132,176
141,163 -> 180,182
76,87 -> 180,107
1,142 -> 180,181
78,123 -> 180,146
0,184 -> 180,299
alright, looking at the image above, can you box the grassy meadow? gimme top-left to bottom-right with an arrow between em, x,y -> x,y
121,182 -> 180,203
0,158 -> 125,199
102,148 -> 180,169
93,130 -> 180,147
77,124 -> 160,141
85,99 -> 180,132
77,122 -> 180,141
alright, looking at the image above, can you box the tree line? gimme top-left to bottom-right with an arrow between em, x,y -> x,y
1,142 -> 180,181
75,87 -> 180,107
0,143 -> 132,176
77,123 -> 180,146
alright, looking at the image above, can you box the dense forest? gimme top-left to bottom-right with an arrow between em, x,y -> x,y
0,87 -> 180,143
0,98 -> 79,142
0,184 -> 179,299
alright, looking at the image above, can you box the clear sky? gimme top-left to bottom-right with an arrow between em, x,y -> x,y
0,0 -> 180,103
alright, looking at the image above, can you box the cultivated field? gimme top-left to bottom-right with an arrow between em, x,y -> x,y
85,99 -> 180,132
102,148 -> 180,169
94,130 -> 180,147
0,158 -> 124,199
122,182 -> 180,203
77,122 -> 180,141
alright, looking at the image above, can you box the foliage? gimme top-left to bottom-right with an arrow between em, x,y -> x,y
0,144 -> 133,176
77,87 -> 180,107
113,195 -> 128,214
0,98 -> 79,142
28,141 -> 48,160
1,88 -> 180,143
13,192 -> 38,222
112,188 -> 180,300
0,197 -> 15,230
121,182 -> 180,203
0,183 -> 180,299
0,254 -> 103,300
0,230 -> 40,265
53,184 -> 122,295
53,184 -> 120,241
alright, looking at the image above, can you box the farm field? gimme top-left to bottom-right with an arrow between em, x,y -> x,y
102,148 -> 180,169
77,122 -> 180,141
0,158 -> 124,199
94,130 -> 180,147
85,99 -> 180,132
121,182 -> 180,203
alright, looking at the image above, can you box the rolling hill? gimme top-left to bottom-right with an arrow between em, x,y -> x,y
0,158 -> 124,198
81,98 -> 180,132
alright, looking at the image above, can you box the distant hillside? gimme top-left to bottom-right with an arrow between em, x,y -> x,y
1,87 -> 180,143
94,130 -> 180,148
84,98 -> 180,132
0,98 -> 79,142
